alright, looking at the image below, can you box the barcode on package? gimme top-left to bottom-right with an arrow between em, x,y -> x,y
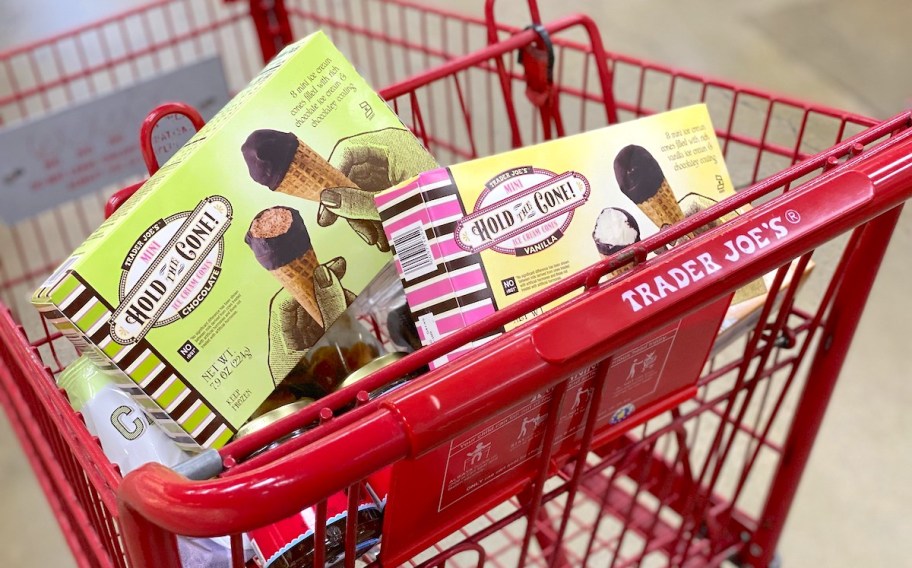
392,222 -> 437,281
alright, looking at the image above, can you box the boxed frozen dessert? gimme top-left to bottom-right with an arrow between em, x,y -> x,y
31,31 -> 436,449
375,104 -> 757,369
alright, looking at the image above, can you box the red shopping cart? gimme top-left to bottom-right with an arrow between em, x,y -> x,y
1,1 -> 910,567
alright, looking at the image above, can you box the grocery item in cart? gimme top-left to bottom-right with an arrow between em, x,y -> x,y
30,31 -> 436,450
59,357 -> 254,565
615,143 -> 693,236
337,351 -> 423,399
237,400 -> 383,567
376,104 -> 746,369
342,261 -> 422,353
246,206 -> 331,328
592,206 -> 640,276
278,304 -> 385,398
335,350 -> 416,519
57,355 -> 189,473
275,261 -> 423,401
236,398 -> 317,459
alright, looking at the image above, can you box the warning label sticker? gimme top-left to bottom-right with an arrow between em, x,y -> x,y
601,322 -> 679,407
437,324 -> 679,512
438,387 -> 555,511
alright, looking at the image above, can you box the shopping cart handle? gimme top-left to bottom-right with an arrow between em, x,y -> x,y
104,103 -> 206,219
139,101 -> 205,175
104,181 -> 144,219
530,169 -> 876,363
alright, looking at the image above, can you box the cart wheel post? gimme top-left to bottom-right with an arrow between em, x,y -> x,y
245,0 -> 294,63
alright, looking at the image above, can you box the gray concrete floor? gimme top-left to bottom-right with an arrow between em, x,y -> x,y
1,1 -> 910,566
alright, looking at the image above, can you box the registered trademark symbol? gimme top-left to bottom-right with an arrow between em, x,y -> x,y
785,210 -> 801,224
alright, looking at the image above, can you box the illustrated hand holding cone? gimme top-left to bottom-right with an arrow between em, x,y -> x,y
316,185 -> 389,251
329,128 -> 438,191
242,127 -> 436,252
241,126 -> 435,382
615,144 -> 694,245
321,128 -> 437,250
253,231 -> 356,384
593,145 -> 695,274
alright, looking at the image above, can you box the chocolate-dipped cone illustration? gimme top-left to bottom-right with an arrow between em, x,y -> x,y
592,207 -> 640,277
242,129 -> 357,200
246,206 -> 324,328
614,144 -> 687,231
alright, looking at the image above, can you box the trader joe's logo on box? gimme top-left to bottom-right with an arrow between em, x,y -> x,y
110,196 -> 232,344
455,167 -> 590,256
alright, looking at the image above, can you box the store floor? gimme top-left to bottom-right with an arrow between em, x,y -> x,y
1,1 -> 909,566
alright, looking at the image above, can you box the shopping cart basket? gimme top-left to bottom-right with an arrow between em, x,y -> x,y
1,0 -> 911,567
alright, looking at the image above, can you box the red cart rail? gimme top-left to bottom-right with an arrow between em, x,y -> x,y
1,1 -> 909,567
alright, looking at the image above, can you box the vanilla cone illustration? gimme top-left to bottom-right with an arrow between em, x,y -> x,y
242,129 -> 357,201
246,206 -> 324,328
615,145 -> 687,231
592,207 -> 640,277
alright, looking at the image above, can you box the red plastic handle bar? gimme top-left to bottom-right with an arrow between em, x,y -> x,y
118,120 -> 912,564
103,102 -> 205,219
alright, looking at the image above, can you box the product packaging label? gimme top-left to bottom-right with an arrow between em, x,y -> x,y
249,490 -> 381,568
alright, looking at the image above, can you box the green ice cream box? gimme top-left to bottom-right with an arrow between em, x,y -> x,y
31,31 -> 436,450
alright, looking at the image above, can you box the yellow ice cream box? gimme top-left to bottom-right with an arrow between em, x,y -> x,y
375,104 -> 759,369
